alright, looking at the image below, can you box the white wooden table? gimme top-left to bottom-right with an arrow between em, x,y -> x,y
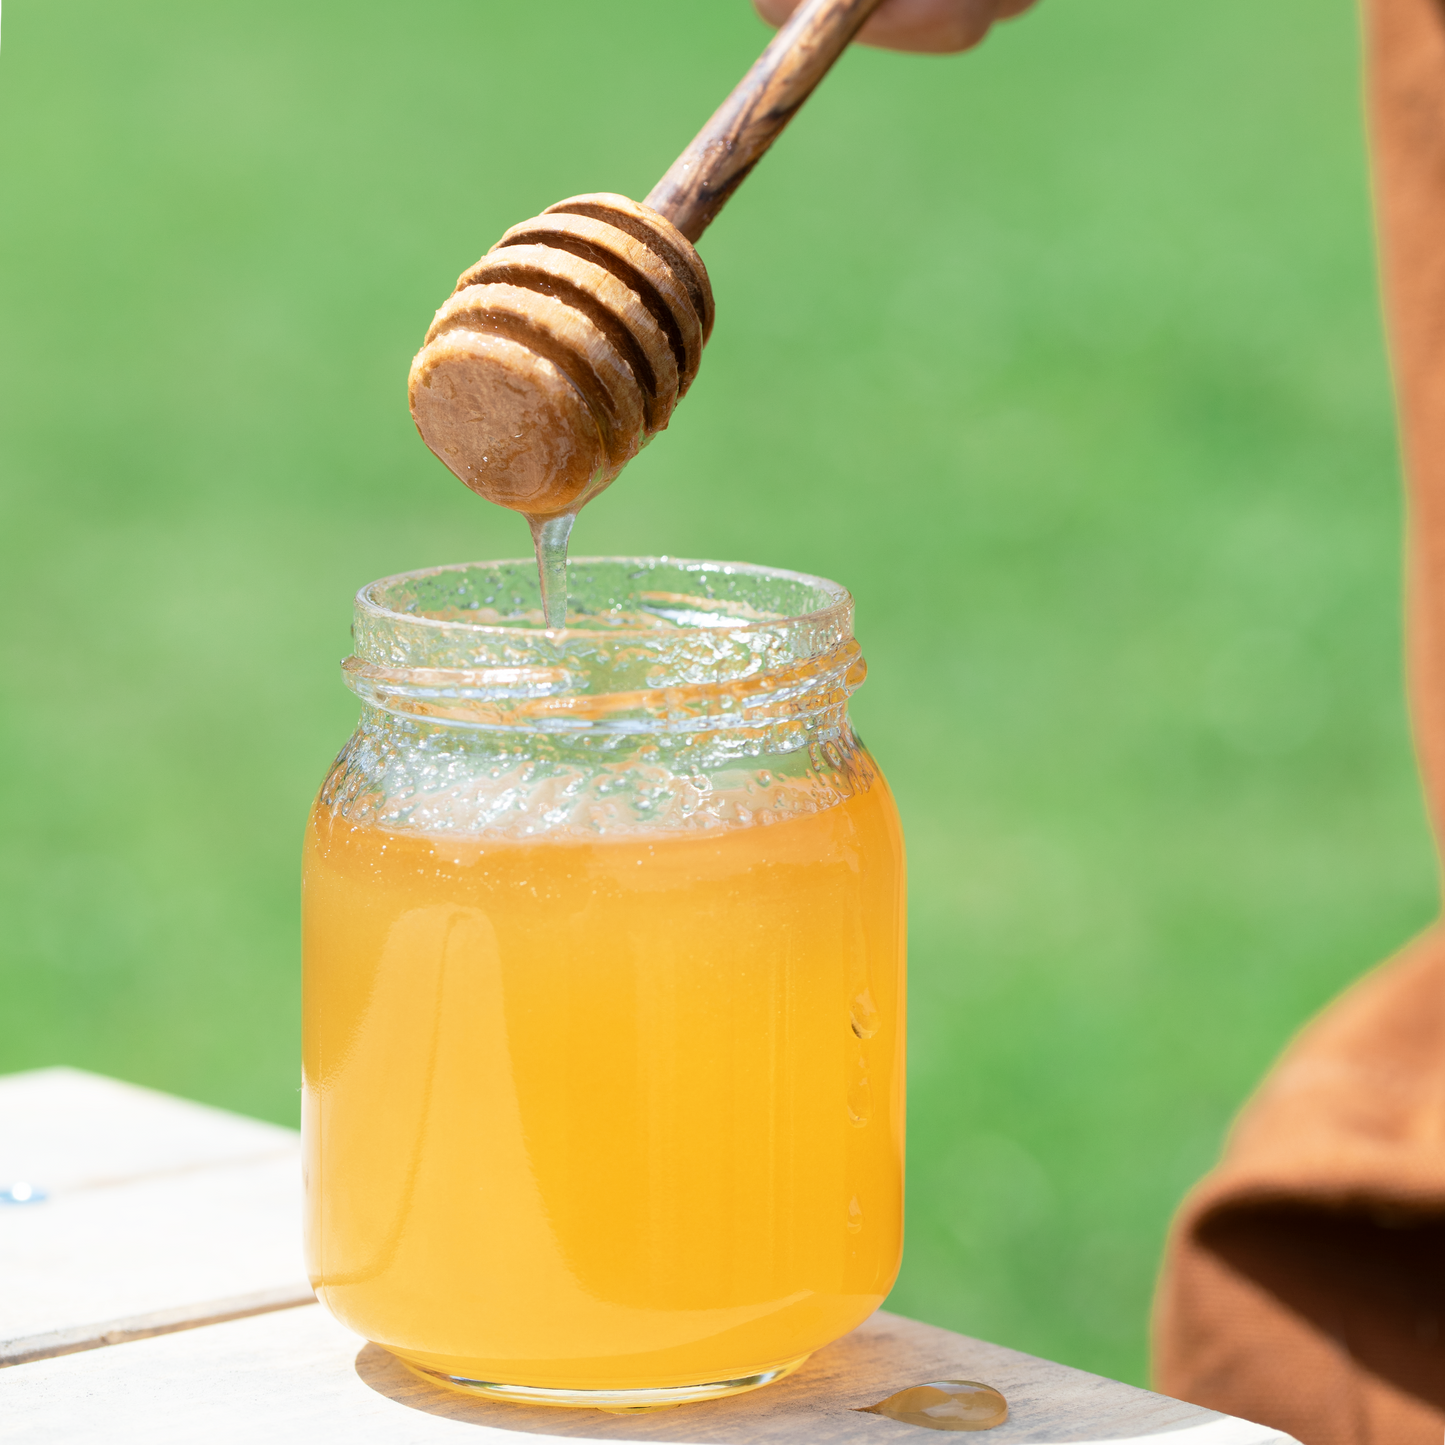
0,1068 -> 1293,1444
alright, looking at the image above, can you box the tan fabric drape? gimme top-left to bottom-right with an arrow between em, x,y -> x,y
1150,0 -> 1445,1438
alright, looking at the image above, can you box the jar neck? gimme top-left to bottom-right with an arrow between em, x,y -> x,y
320,557 -> 875,841
343,557 -> 864,747
324,703 -> 874,840
344,636 -> 863,743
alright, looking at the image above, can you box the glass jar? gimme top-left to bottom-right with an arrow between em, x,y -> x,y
301,556 -> 905,1411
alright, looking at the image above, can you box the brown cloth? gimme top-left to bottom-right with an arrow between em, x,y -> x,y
1150,0 -> 1445,1438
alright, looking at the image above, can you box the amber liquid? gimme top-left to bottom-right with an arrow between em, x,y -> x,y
302,773 -> 905,1391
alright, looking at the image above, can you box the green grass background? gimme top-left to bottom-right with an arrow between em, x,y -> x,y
0,0 -> 1436,1387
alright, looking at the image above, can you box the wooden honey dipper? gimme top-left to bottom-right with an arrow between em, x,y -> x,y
408,0 -> 888,618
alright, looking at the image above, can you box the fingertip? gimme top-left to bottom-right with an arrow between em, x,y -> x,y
752,0 -> 799,26
856,0 -> 996,55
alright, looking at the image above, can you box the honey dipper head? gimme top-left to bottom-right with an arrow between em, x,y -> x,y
409,194 -> 714,519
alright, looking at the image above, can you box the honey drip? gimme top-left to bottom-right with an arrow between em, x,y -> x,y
858,1380 -> 1008,1432
528,512 -> 576,628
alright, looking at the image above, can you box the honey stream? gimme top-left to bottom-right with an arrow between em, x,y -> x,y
527,512 -> 576,629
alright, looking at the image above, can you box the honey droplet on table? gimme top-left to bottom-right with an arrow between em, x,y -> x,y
858,1380 -> 1008,1432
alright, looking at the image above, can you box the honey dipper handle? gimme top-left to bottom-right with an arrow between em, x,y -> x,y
645,0 -> 888,242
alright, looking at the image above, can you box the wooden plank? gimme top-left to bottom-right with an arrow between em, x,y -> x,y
0,1299 -> 1296,1445
1,1285 -> 314,1367
0,1068 -> 308,1358
0,1067 -> 296,1193
0,1153 -> 308,1348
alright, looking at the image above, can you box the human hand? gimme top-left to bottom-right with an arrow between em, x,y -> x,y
753,0 -> 1037,54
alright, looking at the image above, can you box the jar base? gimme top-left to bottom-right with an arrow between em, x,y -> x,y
399,1354 -> 810,1413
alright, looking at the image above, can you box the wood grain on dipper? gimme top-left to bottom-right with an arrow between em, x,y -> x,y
408,331 -> 606,517
492,212 -> 705,393
455,247 -> 681,434
425,283 -> 646,471
646,0 -> 887,241
543,194 -> 717,345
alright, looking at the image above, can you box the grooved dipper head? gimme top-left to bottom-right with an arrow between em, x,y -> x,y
408,194 -> 713,521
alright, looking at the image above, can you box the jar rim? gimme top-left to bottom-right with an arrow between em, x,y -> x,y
345,556 -> 863,735
355,555 -> 851,640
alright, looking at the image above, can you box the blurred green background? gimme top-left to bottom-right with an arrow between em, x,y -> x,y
0,0 -> 1436,1388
